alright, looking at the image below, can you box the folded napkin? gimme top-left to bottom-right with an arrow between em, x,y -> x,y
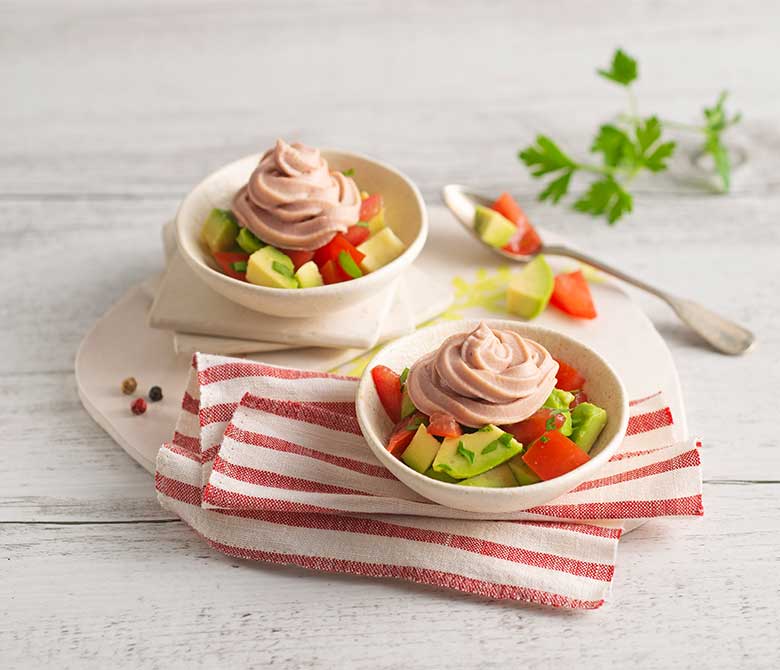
156,354 -> 703,609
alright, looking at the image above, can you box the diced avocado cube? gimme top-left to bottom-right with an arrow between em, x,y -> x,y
458,464 -> 518,488
366,208 -> 386,236
201,208 -> 239,254
401,425 -> 442,474
424,467 -> 459,483
507,454 -> 542,486
294,260 -> 324,288
400,386 -> 416,419
357,227 -> 405,273
236,227 -> 264,254
474,205 -> 516,248
432,425 -> 523,479
570,402 -> 608,453
246,246 -> 298,289
507,255 -> 554,319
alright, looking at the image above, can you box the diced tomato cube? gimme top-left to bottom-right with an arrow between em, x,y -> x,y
492,193 -> 542,256
320,260 -> 348,284
313,233 -> 365,268
386,413 -> 427,457
553,358 -> 587,391
522,430 -> 590,480
427,412 -> 463,439
570,390 -> 589,408
504,225 -> 542,256
359,194 -> 383,221
278,248 -> 314,271
213,251 -> 249,280
343,224 -> 371,247
502,408 -> 567,446
371,365 -> 403,423
491,192 -> 523,224
550,270 -> 597,319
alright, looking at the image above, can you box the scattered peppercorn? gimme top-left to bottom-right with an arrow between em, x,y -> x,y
148,386 -> 163,402
131,398 -> 147,415
121,377 -> 138,395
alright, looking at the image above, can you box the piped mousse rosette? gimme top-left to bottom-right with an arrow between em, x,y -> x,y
199,139 -> 407,289
369,322 -> 610,487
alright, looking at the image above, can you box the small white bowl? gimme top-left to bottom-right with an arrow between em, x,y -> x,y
175,150 -> 428,318
356,319 -> 629,513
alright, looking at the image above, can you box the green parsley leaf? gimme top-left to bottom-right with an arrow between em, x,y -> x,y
478,425 -> 493,432
597,48 -> 638,86
540,436 -> 550,444
481,442 -> 499,455
498,433 -> 513,447
405,417 -> 424,431
272,261 -> 294,278
457,441 -> 475,464
342,168 -> 355,176
706,134 -> 731,192
701,91 -> 741,192
573,176 -> 633,224
399,367 -> 410,385
538,170 -> 573,204
519,135 -> 576,177
545,416 -> 557,432
591,124 -> 635,167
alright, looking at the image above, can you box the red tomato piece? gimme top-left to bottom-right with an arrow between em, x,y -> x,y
213,251 -> 249,280
550,270 -> 597,319
553,357 -> 587,391
371,365 -> 403,423
427,412 -> 463,439
502,408 -> 566,446
313,234 -> 365,268
320,260 -> 347,284
278,248 -> 314,271
491,192 -> 523,224
359,194 -> 383,221
343,224 -> 371,247
493,194 -> 541,257
570,390 -> 589,408
386,413 -> 427,457
522,430 -> 590,480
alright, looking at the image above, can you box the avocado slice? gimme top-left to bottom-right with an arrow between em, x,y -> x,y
246,246 -> 298,289
507,454 -> 542,486
570,402 -> 608,453
424,467 -> 459,483
294,260 -> 324,288
236,227 -> 264,254
400,386 -> 416,418
401,425 -> 441,474
431,425 -> 523,479
474,206 -> 516,248
458,463 -> 518,488
357,227 -> 405,273
543,389 -> 574,436
507,255 -> 554,319
201,208 -> 239,254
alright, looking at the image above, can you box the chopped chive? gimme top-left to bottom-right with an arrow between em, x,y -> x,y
545,416 -> 557,431
438,463 -> 452,472
498,433 -> 513,447
355,221 -> 370,228
481,441 -> 499,455
231,261 -> 247,272
540,435 -> 550,444
272,260 -> 294,278
457,441 -> 475,464
478,425 -> 493,432
342,168 -> 355,177
399,367 -> 410,385
338,250 -> 363,279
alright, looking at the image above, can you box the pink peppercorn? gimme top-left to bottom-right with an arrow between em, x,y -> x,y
131,398 -> 147,415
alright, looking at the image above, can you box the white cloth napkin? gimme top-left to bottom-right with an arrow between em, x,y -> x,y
156,354 -> 703,609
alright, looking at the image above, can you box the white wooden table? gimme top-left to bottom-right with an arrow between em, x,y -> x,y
3,1 -> 779,667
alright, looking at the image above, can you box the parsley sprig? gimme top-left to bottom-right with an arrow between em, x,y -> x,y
519,48 -> 741,224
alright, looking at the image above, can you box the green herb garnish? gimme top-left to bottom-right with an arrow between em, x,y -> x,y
231,261 -> 248,272
545,416 -> 557,432
272,261 -> 294,278
405,417 -> 424,431
355,221 -> 370,228
498,433 -> 513,447
457,441 -> 475,464
438,463 -> 452,472
342,168 -> 355,177
519,47 -> 741,223
399,367 -> 410,385
540,436 -> 550,444
481,441 -> 499,455
337,250 -> 363,279
478,425 -> 493,433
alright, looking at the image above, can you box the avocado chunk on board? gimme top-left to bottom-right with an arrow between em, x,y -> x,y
570,402 -> 608,453
432,425 -> 523,479
474,206 -> 516,248
459,463 -> 519,488
506,255 -> 554,320
401,425 -> 441,474
201,208 -> 239,254
246,246 -> 299,289
507,454 -> 542,486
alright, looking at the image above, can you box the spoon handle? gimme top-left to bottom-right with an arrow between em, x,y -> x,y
543,244 -> 755,356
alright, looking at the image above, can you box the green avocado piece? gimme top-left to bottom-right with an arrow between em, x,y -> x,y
401,425 -> 441,474
507,255 -> 554,320
201,208 -> 239,254
432,425 -> 523,479
236,227 -> 264,254
474,206 -> 516,248
400,387 -> 416,418
507,454 -> 542,486
458,463 -> 518,488
424,467 -> 459,483
246,246 -> 298,289
366,208 -> 385,236
543,389 -> 574,436
570,402 -> 608,453
294,260 -> 324,288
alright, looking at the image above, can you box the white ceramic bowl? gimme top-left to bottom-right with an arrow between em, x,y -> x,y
175,150 -> 428,317
356,319 -> 629,513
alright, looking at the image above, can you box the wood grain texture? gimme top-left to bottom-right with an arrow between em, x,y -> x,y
2,0 -> 779,667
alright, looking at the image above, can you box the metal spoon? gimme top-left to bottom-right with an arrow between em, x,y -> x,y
442,184 -> 755,356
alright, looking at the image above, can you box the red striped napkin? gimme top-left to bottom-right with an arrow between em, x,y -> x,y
156,353 -> 703,609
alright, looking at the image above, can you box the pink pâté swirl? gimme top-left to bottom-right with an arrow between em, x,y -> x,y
232,139 -> 361,251
406,322 -> 559,428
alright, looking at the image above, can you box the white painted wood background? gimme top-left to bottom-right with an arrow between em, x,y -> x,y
2,1 -> 779,667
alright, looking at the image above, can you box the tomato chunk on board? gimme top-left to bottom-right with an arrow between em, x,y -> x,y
502,408 -> 567,446
522,430 -> 590,480
371,365 -> 403,423
550,270 -> 597,319
386,413 -> 427,457
427,412 -> 463,439
213,251 -> 249,280
553,357 -> 587,392
359,194 -> 383,221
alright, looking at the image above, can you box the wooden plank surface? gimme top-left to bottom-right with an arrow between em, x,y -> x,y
2,1 -> 779,667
